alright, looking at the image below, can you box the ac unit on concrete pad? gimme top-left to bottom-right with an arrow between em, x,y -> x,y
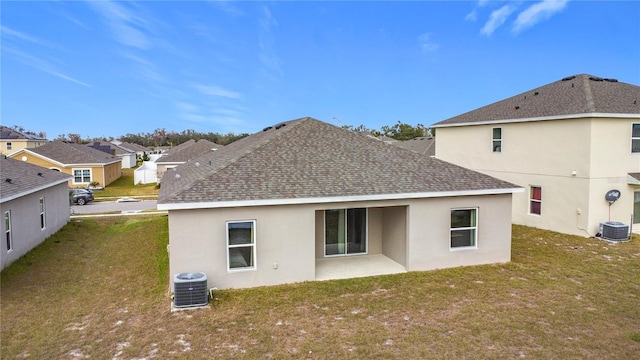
173,272 -> 208,308
599,222 -> 630,241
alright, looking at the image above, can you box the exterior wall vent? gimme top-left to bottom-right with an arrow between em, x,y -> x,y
173,272 -> 208,308
599,222 -> 629,241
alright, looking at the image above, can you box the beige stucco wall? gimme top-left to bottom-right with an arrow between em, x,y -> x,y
435,116 -> 639,236
1,139 -> 47,155
0,183 -> 70,269
167,193 -> 512,289
156,163 -> 180,183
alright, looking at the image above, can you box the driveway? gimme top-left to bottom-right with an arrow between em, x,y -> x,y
71,199 -> 158,215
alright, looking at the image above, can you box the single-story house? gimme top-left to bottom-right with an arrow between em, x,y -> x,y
88,141 -> 137,169
0,157 -> 72,270
432,74 -> 640,238
158,117 -> 522,290
0,126 -> 48,155
8,141 -> 122,188
155,139 -> 222,183
392,136 -> 436,156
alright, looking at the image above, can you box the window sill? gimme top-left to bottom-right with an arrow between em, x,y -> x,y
450,246 -> 477,252
227,267 -> 257,273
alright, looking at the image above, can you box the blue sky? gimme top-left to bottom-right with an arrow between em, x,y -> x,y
2,1 -> 639,140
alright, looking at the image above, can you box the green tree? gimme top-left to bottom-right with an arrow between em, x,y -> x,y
380,121 -> 427,140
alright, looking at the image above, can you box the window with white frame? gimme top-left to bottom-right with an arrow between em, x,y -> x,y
39,197 -> 46,230
5,211 -> 12,252
73,169 -> 91,184
450,208 -> 478,248
492,127 -> 502,152
227,220 -> 256,270
632,124 -> 640,153
530,186 -> 542,215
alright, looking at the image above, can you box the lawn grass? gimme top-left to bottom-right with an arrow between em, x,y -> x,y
1,219 -> 639,359
95,168 -> 159,199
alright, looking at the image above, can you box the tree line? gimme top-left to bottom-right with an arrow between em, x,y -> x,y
9,121 -> 432,148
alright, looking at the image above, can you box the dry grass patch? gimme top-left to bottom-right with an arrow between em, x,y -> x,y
1,221 -> 639,359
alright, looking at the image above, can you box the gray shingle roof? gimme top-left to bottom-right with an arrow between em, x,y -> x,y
157,139 -> 222,163
117,141 -> 150,153
433,74 -> 640,127
0,126 -> 48,141
0,157 -> 71,203
25,141 -> 120,165
158,117 -> 519,205
392,137 -> 435,156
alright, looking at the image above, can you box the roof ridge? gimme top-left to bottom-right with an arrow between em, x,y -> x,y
159,117 -> 310,202
581,74 -> 596,112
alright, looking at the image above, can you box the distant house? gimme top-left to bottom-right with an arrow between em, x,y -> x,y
158,117 -> 522,290
432,74 -> 640,237
0,126 -> 48,155
87,141 -> 137,169
155,139 -> 222,183
112,140 -> 152,157
8,141 -> 122,188
392,136 -> 435,156
0,157 -> 72,270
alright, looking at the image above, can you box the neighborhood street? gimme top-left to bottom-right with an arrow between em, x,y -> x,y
71,199 -> 158,215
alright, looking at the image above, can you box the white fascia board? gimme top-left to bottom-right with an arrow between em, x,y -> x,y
8,149 -> 66,168
0,178 -> 71,204
628,174 -> 640,185
67,161 -> 121,167
431,113 -> 640,128
157,187 -> 525,211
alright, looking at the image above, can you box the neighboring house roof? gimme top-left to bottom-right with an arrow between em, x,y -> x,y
158,117 -> 520,208
0,126 -> 48,141
14,141 -> 120,165
116,141 -> 150,153
393,137 -> 435,156
432,74 -> 640,127
156,139 -> 222,164
88,141 -> 135,156
0,156 -> 71,203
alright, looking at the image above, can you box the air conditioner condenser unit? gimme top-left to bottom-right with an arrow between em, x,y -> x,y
173,272 -> 208,308
599,222 -> 630,241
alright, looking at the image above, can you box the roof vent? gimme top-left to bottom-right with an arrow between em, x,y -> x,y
514,106 -> 520,110
37,172 -> 43,176
275,123 -> 286,130
195,162 -> 200,167
561,75 -> 576,81
534,91 -> 539,96
604,78 -> 618,82
5,178 -> 12,183
262,126 -> 272,132
589,76 -> 604,82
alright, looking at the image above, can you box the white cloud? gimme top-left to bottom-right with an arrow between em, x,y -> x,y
513,0 -> 569,34
87,1 -> 152,50
192,84 -> 242,99
418,33 -> 440,53
3,47 -> 90,87
258,6 -> 283,79
480,4 -> 516,36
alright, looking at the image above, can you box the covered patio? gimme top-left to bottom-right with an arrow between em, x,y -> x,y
315,254 -> 406,281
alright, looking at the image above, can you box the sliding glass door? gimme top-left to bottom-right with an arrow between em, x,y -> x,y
325,208 -> 367,256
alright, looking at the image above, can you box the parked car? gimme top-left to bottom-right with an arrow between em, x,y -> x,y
70,188 -> 94,205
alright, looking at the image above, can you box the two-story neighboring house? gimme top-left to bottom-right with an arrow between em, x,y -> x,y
432,74 -> 640,238
0,126 -> 48,155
